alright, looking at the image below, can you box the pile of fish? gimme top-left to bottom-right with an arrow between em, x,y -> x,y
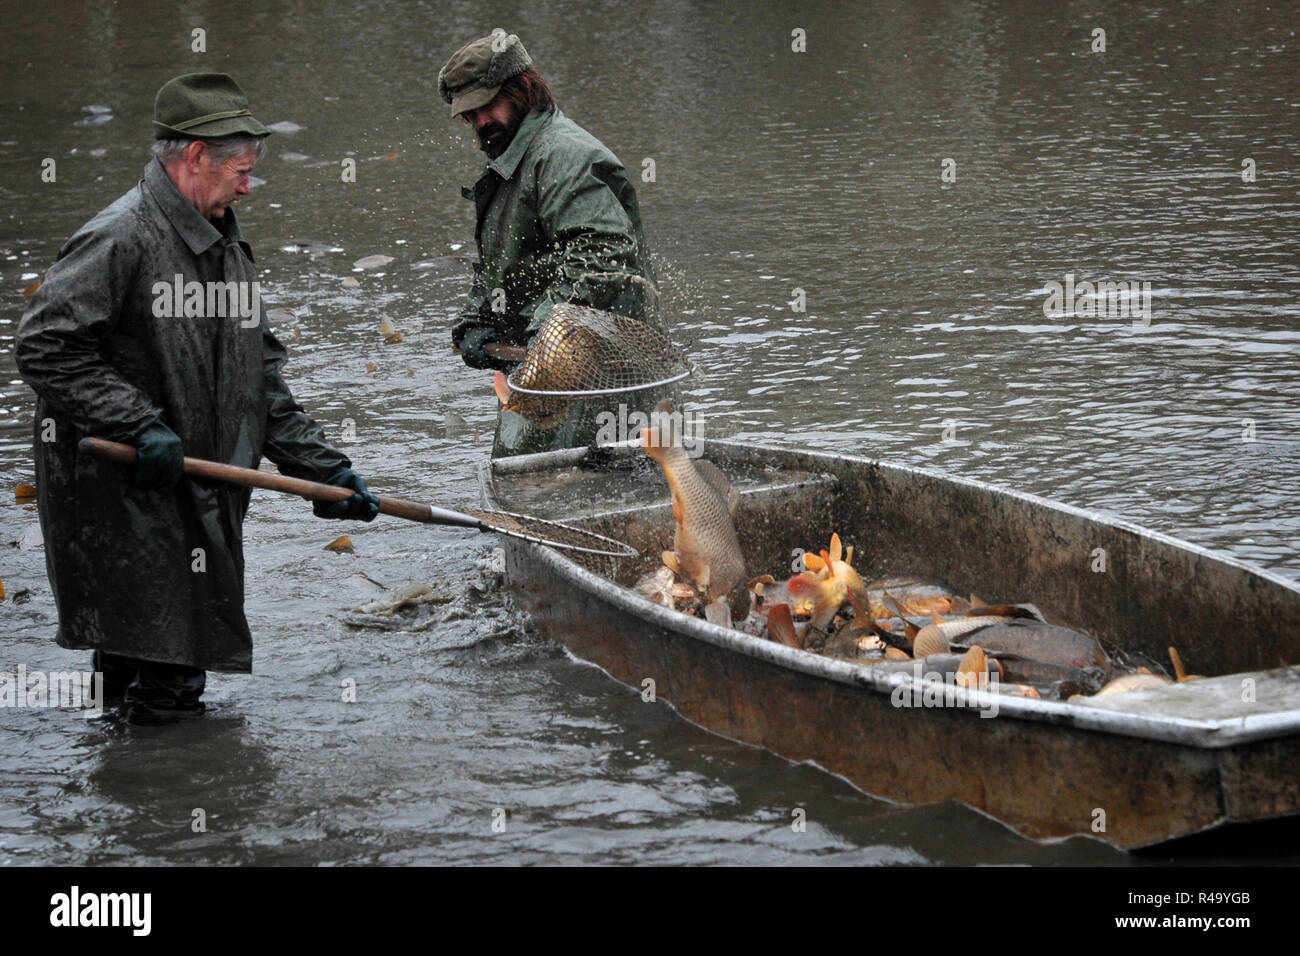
633,402 -> 1198,702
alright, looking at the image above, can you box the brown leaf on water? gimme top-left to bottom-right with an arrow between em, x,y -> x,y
0,579 -> 5,601
384,332 -> 403,344
15,484 -> 36,500
324,535 -> 354,554
384,151 -> 398,160
365,362 -> 377,373
407,368 -> 414,376
23,281 -> 41,298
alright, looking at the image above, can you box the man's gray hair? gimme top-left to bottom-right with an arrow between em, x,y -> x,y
152,133 -> 267,165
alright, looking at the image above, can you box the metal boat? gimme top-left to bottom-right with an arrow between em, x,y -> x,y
480,438 -> 1300,849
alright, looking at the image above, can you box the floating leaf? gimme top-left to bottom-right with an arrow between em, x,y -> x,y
0,579 -> 5,601
407,368 -> 414,376
379,316 -> 396,337
384,332 -> 403,344
23,281 -> 40,298
324,535 -> 354,554
293,327 -> 302,341
353,254 -> 394,270
365,362 -> 377,372
15,484 -> 36,500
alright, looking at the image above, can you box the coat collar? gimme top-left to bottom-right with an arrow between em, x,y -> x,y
484,108 -> 559,181
143,157 -> 253,261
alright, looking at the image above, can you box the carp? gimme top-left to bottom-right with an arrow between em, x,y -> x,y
492,304 -> 606,425
643,400 -> 748,623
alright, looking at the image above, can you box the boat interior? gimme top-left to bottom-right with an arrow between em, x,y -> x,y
487,439 -> 1300,721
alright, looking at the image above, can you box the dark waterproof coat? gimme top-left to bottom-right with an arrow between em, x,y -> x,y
16,158 -> 349,672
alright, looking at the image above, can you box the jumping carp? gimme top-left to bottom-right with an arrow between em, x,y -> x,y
643,400 -> 748,624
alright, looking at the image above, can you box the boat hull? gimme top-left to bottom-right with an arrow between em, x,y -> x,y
482,440 -> 1300,849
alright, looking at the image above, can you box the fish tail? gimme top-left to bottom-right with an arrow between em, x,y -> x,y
493,371 -> 513,408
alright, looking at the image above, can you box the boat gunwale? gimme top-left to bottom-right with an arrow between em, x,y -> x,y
481,439 -> 1300,750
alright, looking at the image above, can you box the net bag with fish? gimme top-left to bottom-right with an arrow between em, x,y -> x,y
506,303 -> 692,398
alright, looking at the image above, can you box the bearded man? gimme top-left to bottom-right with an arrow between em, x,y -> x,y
16,73 -> 379,725
439,32 -> 663,455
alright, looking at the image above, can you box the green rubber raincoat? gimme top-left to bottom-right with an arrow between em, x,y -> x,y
449,108 -> 669,456
16,158 -> 350,672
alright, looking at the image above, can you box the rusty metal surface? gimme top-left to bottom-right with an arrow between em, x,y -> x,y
479,439 -> 1300,847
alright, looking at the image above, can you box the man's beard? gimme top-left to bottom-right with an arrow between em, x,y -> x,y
476,110 -> 523,159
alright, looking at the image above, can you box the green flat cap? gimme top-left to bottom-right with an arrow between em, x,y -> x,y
153,72 -> 271,139
438,32 -> 532,116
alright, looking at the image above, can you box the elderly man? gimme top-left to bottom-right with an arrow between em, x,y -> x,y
16,73 -> 379,725
439,32 -> 663,455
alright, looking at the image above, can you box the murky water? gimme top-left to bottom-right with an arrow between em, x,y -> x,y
1,0 -> 1297,864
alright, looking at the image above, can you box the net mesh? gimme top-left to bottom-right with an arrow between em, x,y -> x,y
459,507 -> 638,558
505,303 -> 691,397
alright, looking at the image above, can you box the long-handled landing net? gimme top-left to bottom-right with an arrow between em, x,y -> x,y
80,438 -> 639,559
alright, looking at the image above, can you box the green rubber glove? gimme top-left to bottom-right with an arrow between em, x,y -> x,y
313,468 -> 380,521
134,422 -> 184,491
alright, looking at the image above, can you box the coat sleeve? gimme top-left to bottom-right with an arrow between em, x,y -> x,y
258,322 -> 351,481
531,149 -> 649,331
15,227 -> 163,441
450,257 -> 494,347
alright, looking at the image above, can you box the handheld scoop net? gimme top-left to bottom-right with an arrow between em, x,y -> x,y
79,438 -> 639,559
455,507 -> 636,558
506,304 -> 692,398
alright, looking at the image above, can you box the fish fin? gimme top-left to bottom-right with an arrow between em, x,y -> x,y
955,646 -> 987,687
1169,646 -> 1187,682
932,612 -> 944,625
819,550 -> 834,578
902,617 -> 920,641
767,603 -> 801,648
692,458 -> 734,509
882,588 -> 906,618
884,647 -> 911,662
661,551 -> 681,575
801,552 -> 825,573
704,598 -> 732,629
970,593 -> 986,608
493,371 -> 511,406
845,583 -> 867,617
913,630 -> 948,658
968,603 -> 1040,621
844,544 -> 854,567
829,533 -> 842,564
